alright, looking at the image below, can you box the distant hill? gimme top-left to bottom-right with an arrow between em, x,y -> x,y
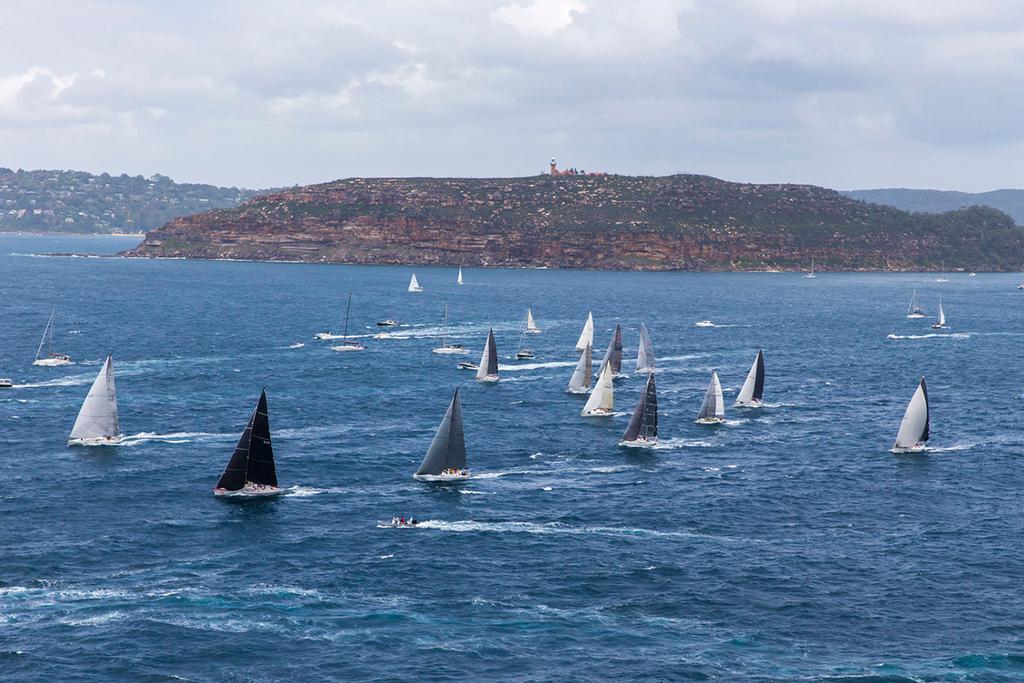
0,168 -> 261,233
125,173 -> 1024,271
843,188 -> 1024,225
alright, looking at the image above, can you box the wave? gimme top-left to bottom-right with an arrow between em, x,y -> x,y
498,360 -> 577,372
287,342 -> 305,349
414,519 -> 716,541
15,374 -> 94,389
887,332 -> 970,340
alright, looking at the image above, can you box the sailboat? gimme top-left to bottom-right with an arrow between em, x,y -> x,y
931,299 -> 947,329
413,388 -> 468,480
574,311 -> 594,352
33,309 -> 72,366
214,389 -> 280,495
620,373 -> 657,446
935,261 -> 949,283
408,273 -> 423,293
906,289 -> 926,319
567,344 -> 593,394
805,258 -> 816,278
636,323 -> 655,373
432,303 -> 466,355
457,267 -> 464,286
67,354 -> 120,446
695,370 -> 725,424
892,377 -> 929,453
475,328 -> 499,382
581,362 -> 614,416
597,323 -> 623,377
734,350 -> 765,407
524,308 -> 541,334
330,293 -> 366,352
1017,268 -> 1024,290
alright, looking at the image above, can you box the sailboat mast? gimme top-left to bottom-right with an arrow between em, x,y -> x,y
342,293 -> 352,340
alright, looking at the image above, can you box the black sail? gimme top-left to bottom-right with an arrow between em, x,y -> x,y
415,389 -> 467,475
599,323 -> 624,376
753,350 -> 765,401
486,329 -> 498,375
216,389 -> 277,490
622,373 -> 658,442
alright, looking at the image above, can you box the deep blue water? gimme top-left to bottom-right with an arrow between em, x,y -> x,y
2,235 -> 1024,682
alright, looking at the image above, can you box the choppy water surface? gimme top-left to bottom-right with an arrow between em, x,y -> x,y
1,235 -> 1023,681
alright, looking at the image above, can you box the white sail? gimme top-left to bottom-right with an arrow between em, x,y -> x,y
69,355 -> 120,443
581,362 -> 614,416
936,300 -> 946,326
636,323 -> 655,372
696,370 -> 725,422
525,308 -> 540,333
457,267 -> 463,285
476,329 -> 499,381
574,311 -> 594,352
408,273 -> 422,292
893,377 -> 929,452
567,344 -> 593,393
734,351 -> 765,406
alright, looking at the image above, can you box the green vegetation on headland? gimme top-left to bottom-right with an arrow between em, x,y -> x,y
126,173 -> 1024,271
843,188 -> 1024,225
0,167 -> 259,233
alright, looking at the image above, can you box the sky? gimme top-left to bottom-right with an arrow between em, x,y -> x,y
1,0 -> 1022,191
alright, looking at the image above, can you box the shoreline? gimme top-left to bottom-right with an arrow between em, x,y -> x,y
0,231 -> 146,238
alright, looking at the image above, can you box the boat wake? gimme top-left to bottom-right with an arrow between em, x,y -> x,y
498,360 -> 576,372
15,374 -> 94,389
414,519 -> 722,541
887,332 -> 970,340
926,443 -> 977,453
119,431 -> 233,446
287,342 -> 305,349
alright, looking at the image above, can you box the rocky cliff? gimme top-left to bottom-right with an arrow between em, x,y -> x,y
124,174 -> 1024,271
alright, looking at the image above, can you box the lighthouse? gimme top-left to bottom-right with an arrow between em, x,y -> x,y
550,158 -> 557,175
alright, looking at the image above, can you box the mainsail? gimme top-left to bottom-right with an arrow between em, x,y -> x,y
35,309 -> 55,361
476,328 -> 499,381
636,323 -> 655,372
598,323 -> 623,376
415,389 -> 467,476
574,312 -> 594,352
734,350 -> 765,406
893,377 -> 929,452
215,389 -> 278,491
408,273 -> 422,292
525,308 -> 540,333
696,370 -> 725,422
622,372 -> 658,443
69,354 -> 119,443
935,299 -> 946,327
581,362 -> 614,416
567,343 -> 593,393
457,267 -> 463,285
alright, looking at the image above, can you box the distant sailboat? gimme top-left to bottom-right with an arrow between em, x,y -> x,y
906,289 -> 926,319
457,267 -> 463,286
524,308 -> 541,334
1018,268 -> 1024,290
892,377 -> 929,453
68,354 -> 120,446
636,323 -> 655,373
734,350 -> 765,407
414,388 -> 468,479
408,273 -> 423,293
567,344 -> 593,394
931,299 -> 947,329
330,293 -> 365,352
935,261 -> 949,283
696,370 -> 725,424
574,311 -> 594,352
432,303 -> 467,355
515,309 -> 536,359
597,323 -> 623,377
475,328 -> 499,382
620,373 -> 657,446
581,362 -> 614,416
33,308 -> 72,366
805,258 -> 816,278
214,389 -> 280,495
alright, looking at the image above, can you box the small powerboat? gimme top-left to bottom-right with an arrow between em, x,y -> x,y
0,378 -> 13,388
458,360 -> 479,371
380,517 -> 420,528
515,349 -> 535,360
376,319 -> 399,327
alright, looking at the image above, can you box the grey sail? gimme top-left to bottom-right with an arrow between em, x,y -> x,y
636,323 -> 655,372
69,355 -> 119,441
622,373 -> 658,442
415,389 -> 467,475
568,343 -> 593,392
893,377 -> 929,451
697,370 -> 725,421
599,323 -> 623,376
476,328 -> 499,380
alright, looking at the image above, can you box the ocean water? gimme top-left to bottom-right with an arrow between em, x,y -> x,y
1,235 -> 1023,682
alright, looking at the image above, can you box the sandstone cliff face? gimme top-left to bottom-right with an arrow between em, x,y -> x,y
125,174 -> 1024,271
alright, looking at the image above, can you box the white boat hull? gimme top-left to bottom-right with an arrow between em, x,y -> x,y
33,358 -> 72,367
476,375 -> 499,383
433,346 -> 468,355
734,399 -> 763,408
695,417 -> 724,425
619,437 -> 658,448
314,332 -> 345,340
68,435 -> 123,447
331,344 -> 366,352
213,483 -> 282,496
413,471 -> 470,481
891,444 -> 927,454
906,314 -> 926,319
582,408 -> 614,417
566,387 -> 591,395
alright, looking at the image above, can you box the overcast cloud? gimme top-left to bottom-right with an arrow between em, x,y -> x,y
1,0 -> 1022,190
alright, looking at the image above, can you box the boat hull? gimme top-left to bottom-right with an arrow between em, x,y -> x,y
566,387 -> 591,395
695,417 -> 724,425
0,380 -> 12,388
619,437 -> 658,448
433,347 -> 468,355
33,358 -> 72,367
476,375 -> 499,383
213,484 -> 282,496
906,314 -> 927,319
331,344 -> 366,352
891,444 -> 927,454
582,409 -> 614,417
413,471 -> 470,482
68,435 -> 123,447
734,399 -> 763,408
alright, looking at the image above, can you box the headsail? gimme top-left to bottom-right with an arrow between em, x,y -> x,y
696,370 -> 725,422
598,323 -> 623,376
574,312 -> 594,352
734,350 -> 765,406
893,377 -> 929,452
636,323 -> 655,372
216,389 -> 278,491
936,299 -> 946,326
568,344 -> 593,393
581,362 -> 614,416
622,373 -> 657,443
69,355 -> 119,442
457,267 -> 463,286
415,389 -> 467,476
408,273 -> 422,292
526,308 -> 540,333
476,328 -> 499,381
